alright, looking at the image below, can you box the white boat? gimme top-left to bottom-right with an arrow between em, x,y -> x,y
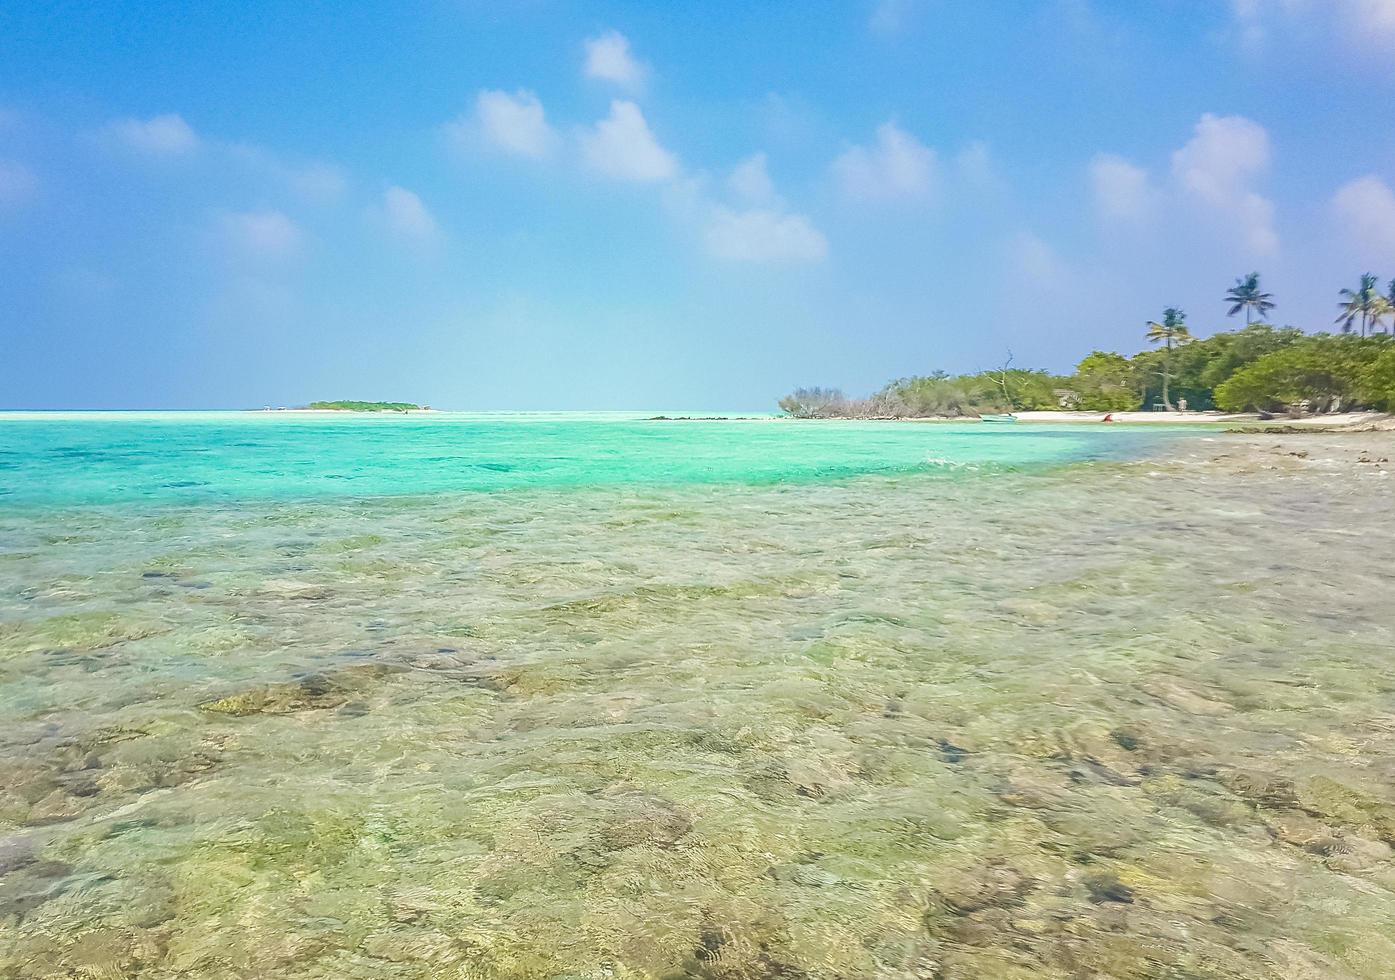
979,413 -> 1018,423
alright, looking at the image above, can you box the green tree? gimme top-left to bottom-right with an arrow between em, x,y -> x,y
1224,272 -> 1275,325
1145,308 -> 1193,410
875,368 -> 1068,417
1214,335 -> 1380,413
1151,340 -> 1217,409
1359,344 -> 1395,410
981,369 -> 1061,411
778,387 -> 849,418
1337,274 -> 1382,337
1197,322 -> 1304,389
880,373 -> 981,417
1371,294 -> 1392,336
1070,351 -> 1138,411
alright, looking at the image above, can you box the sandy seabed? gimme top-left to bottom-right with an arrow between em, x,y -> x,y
2,430 -> 1394,978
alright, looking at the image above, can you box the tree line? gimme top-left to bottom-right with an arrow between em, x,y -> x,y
778,272 -> 1395,418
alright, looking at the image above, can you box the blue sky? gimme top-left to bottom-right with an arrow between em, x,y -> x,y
3,1 -> 1395,410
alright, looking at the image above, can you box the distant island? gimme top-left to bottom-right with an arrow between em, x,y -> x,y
304,401 -> 425,413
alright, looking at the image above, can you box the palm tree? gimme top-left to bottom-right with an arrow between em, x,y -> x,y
1145,307 -> 1193,411
1224,272 -> 1275,324
1371,295 -> 1393,336
1337,274 -> 1381,337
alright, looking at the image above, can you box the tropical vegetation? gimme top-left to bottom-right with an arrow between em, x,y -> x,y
1335,274 -> 1387,337
1213,335 -> 1393,413
1224,272 -> 1275,325
779,272 -> 1395,418
1145,307 -> 1193,411
306,400 -> 423,412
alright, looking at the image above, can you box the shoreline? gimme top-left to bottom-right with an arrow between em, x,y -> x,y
1013,409 -> 1395,429
774,410 -> 1395,431
4,408 -> 1392,433
254,408 -> 442,415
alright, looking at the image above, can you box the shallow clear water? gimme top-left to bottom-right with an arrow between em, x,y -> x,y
0,412 -> 1183,507
2,415 -> 1394,979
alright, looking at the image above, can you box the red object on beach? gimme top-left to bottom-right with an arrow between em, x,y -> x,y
1102,414 -> 1114,422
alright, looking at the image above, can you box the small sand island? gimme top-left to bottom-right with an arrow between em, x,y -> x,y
260,401 -> 434,413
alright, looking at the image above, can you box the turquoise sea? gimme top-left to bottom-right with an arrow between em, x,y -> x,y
3,413 -> 1394,979
0,412 -> 1185,507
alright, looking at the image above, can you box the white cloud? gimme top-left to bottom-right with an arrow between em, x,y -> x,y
1348,0 -> 1395,38
727,153 -> 776,203
105,113 -> 200,156
1170,113 -> 1277,254
1089,114 -> 1280,255
226,144 -> 348,202
382,186 -> 439,243
833,122 -> 936,202
584,30 -> 644,87
218,209 -> 301,258
580,100 -> 678,182
1090,115 -> 1277,252
869,0 -> 917,33
1234,0 -> 1395,50
1171,113 -> 1269,203
467,89 -> 556,159
1089,153 -> 1154,221
101,119 -> 347,202
1333,175 -> 1395,262
704,207 -> 827,264
1231,0 -> 1269,49
0,159 -> 38,208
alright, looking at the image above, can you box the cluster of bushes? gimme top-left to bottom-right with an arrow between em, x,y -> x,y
1215,335 -> 1395,412
306,400 -> 422,412
1125,327 -> 1395,413
778,371 -> 1061,419
776,387 -> 859,418
778,324 -> 1395,418
881,369 -> 1064,415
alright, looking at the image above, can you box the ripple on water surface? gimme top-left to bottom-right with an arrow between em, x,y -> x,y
0,413 -> 1190,505
1,419 -> 1394,978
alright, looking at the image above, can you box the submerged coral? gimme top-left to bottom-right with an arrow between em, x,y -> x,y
1,433 -> 1394,978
